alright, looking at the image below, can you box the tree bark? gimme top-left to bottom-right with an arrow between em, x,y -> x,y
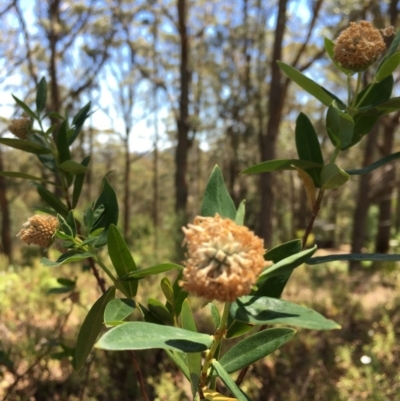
258,0 -> 288,247
175,0 -> 191,216
350,124 -> 379,271
375,114 -> 399,253
0,147 -> 12,261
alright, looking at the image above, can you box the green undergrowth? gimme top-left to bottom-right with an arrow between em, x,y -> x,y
1,260 -> 399,401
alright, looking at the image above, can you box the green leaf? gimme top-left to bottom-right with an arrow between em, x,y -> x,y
69,102 -> 91,145
58,160 -> 88,175
74,287 -> 115,370
172,271 -> 188,317
241,159 -> 323,175
231,296 -> 340,330
72,156 -> 91,208
235,200 -> 246,225
148,298 -> 174,325
386,29 -> 400,57
96,322 -> 213,352
92,177 -> 119,247
104,298 -> 136,326
220,328 -> 296,373
201,165 -> 236,220
66,210 -> 77,237
356,97 -> 400,116
36,184 -> 69,217
166,350 -> 190,380
226,320 -> 254,339
0,171 -> 51,182
264,239 -> 302,263
256,239 -> 303,299
308,253 -> 400,265
209,303 -> 221,328
123,263 -> 183,280
57,214 -> 73,238
161,277 -> 174,306
56,119 -> 71,163
211,361 -> 250,401
321,164 -> 350,189
326,103 -> 354,149
12,95 -> 37,119
36,77 -> 47,113
375,52 -> 400,82
181,300 -> 201,396
108,225 -> 138,297
57,277 -> 76,287
258,246 -> 317,283
277,61 -> 337,107
324,37 -> 354,76
295,113 -> 324,187
346,151 -> 400,175
0,138 -> 50,154
47,287 -> 72,295
41,251 -> 94,267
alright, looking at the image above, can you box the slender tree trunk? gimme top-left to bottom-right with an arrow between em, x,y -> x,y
375,114 -> 399,253
0,147 -> 12,261
175,0 -> 191,216
123,135 -> 131,240
258,0 -> 288,247
350,124 -> 379,271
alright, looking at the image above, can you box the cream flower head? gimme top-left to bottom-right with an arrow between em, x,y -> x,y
8,117 -> 31,140
333,21 -> 391,71
17,215 -> 58,248
180,214 -> 271,302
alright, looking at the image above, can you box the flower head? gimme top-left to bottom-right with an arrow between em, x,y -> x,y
180,214 -> 271,302
333,21 -> 391,71
17,215 -> 58,248
8,117 -> 31,140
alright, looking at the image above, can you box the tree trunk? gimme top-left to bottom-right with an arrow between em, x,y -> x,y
375,114 -> 399,253
175,0 -> 191,216
0,147 -> 12,261
258,0 -> 288,247
123,135 -> 131,240
350,124 -> 379,271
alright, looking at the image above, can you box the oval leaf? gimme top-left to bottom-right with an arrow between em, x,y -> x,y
375,51 -> 400,82
231,296 -> 340,330
0,138 -> 50,154
74,287 -> 116,370
96,322 -> 213,352
211,361 -> 250,401
241,159 -> 323,175
104,298 -> 136,326
321,164 -> 350,189
36,77 -> 47,113
308,253 -> 400,265
258,246 -> 317,282
41,251 -> 94,267
59,160 -> 88,175
108,225 -> 138,297
123,263 -> 183,280
201,165 -> 236,220
220,328 -> 296,373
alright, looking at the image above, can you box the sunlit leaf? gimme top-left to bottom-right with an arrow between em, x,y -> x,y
96,322 -> 213,352
0,138 -> 50,154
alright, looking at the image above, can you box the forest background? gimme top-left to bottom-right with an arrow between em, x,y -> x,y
0,0 -> 400,400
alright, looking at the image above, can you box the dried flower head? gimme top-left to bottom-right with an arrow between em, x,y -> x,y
333,21 -> 388,71
180,214 -> 271,302
8,117 -> 31,140
17,215 -> 58,248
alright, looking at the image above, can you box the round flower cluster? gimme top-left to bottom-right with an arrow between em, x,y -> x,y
333,21 -> 392,71
180,214 -> 271,302
17,215 -> 58,248
8,117 -> 31,140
